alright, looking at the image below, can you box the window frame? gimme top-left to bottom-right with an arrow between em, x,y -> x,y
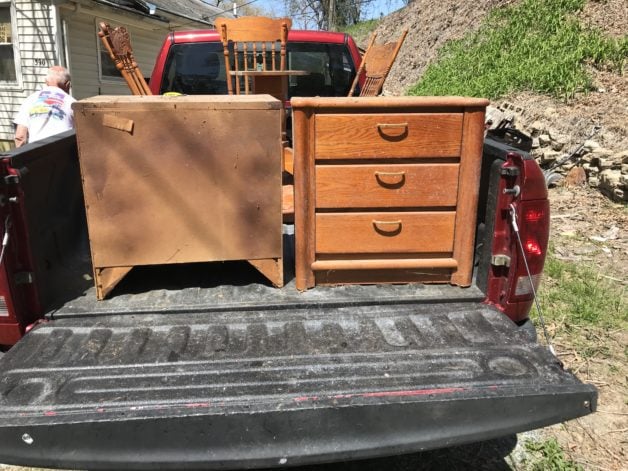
95,18 -> 124,84
0,1 -> 23,89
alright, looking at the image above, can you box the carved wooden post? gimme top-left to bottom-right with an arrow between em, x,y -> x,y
98,22 -> 152,96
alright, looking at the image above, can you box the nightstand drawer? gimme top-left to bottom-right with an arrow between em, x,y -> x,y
315,212 -> 455,254
316,163 -> 460,209
314,113 -> 463,159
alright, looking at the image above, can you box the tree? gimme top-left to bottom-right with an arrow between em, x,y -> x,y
284,0 -> 362,31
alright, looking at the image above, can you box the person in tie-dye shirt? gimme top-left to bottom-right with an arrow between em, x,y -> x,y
13,66 -> 76,147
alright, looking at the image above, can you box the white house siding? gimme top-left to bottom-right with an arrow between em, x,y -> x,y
0,0 -> 57,146
1,1 -> 213,146
62,8 -> 172,99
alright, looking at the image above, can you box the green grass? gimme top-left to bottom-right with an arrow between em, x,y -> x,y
537,252 -> 627,360
540,255 -> 627,329
340,19 -> 379,46
409,0 -> 628,99
524,438 -> 584,471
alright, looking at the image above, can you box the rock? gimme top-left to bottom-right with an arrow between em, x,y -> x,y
613,151 -> 628,164
597,158 -> 614,171
591,147 -> 613,158
539,134 -> 551,147
564,167 -> 587,187
548,129 -> 564,141
540,150 -> 561,164
531,150 -> 543,161
613,188 -> 626,201
602,226 -> 620,240
541,149 -> 562,164
621,164 -> 628,174
583,140 -> 600,152
588,176 -> 600,187
583,163 -> 599,175
551,141 -> 565,152
530,121 -> 544,136
531,137 -> 540,149
580,152 -> 593,164
484,106 -> 506,129
599,169 -> 622,187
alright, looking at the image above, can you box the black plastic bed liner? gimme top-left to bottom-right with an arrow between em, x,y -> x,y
0,302 -> 596,470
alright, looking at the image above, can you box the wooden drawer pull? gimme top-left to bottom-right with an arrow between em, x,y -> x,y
375,170 -> 406,188
377,122 -> 408,139
372,219 -> 402,236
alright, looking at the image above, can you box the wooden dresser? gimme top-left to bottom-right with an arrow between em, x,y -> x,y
292,96 -> 489,291
74,95 -> 284,299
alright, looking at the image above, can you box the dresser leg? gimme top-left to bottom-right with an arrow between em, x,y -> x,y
248,258 -> 284,288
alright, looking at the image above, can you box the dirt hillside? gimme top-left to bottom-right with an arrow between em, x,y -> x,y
371,0 -> 515,96
372,0 -> 628,156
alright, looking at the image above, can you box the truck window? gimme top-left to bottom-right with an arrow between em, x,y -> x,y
159,41 -> 355,98
160,42 -> 228,95
287,42 -> 355,97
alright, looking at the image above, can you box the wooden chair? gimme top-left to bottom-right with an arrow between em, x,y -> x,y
348,30 -> 408,97
98,22 -> 152,96
215,16 -> 292,95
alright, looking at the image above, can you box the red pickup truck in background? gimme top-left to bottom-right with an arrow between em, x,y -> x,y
149,30 -> 362,98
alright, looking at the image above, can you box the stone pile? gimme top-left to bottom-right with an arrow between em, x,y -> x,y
485,104 -> 628,202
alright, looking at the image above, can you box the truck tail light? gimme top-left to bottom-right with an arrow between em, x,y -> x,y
484,152 -> 550,323
510,199 -> 550,300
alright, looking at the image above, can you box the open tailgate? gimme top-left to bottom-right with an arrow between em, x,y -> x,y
0,303 -> 596,470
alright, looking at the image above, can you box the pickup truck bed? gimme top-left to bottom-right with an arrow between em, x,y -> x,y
48,226 -> 484,318
0,229 -> 595,469
0,127 -> 596,470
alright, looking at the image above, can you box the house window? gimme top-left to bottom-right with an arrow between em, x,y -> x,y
0,4 -> 17,82
96,21 -> 122,80
100,49 -> 122,79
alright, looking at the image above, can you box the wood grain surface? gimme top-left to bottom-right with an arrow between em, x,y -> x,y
314,113 -> 463,159
315,211 -> 455,254
450,107 -> 486,287
315,163 -> 459,208
74,95 -> 284,296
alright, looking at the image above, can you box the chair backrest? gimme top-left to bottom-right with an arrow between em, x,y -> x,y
98,22 -> 152,95
348,30 -> 408,97
215,16 -> 292,95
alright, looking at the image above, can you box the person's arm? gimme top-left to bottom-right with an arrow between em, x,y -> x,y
14,124 -> 28,148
